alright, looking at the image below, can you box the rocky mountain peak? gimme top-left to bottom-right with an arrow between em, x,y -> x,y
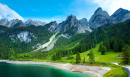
25,19 -> 46,26
111,8 -> 130,23
0,18 -> 8,26
63,14 -> 79,27
89,7 -> 111,28
79,18 -> 88,26
94,7 -> 103,14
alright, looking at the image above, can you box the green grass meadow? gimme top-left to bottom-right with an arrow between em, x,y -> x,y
60,44 -> 122,63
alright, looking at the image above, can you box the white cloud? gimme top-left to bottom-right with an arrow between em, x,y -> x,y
0,3 -> 24,20
90,0 -> 130,15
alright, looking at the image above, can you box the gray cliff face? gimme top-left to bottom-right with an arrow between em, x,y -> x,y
0,18 -> 25,27
59,15 -> 91,34
25,19 -> 46,26
111,8 -> 130,24
0,7 -> 130,31
79,18 -> 88,26
89,7 -> 111,28
44,21 -> 60,32
0,19 -> 46,27
89,7 -> 130,29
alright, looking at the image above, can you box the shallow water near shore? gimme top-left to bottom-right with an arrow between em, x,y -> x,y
0,62 -> 97,77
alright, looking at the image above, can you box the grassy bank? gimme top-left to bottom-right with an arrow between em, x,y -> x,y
103,67 -> 128,77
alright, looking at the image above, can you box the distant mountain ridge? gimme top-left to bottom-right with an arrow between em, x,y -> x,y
0,7 -> 130,32
89,7 -> 130,28
0,18 -> 46,27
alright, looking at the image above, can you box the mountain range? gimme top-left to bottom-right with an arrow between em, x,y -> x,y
0,7 -> 130,59
0,7 -> 130,34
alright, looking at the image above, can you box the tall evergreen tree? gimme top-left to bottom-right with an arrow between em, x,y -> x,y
81,44 -> 86,52
101,46 -> 107,55
99,43 -> 103,52
103,40 -> 110,51
76,52 -> 81,63
89,50 -> 95,64
70,50 -> 73,57
67,50 -> 70,58
122,44 -> 130,64
113,40 -> 118,52
9,48 -> 15,60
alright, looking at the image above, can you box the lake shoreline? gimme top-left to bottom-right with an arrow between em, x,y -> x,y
0,60 -> 111,77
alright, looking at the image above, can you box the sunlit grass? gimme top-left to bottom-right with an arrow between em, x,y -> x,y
103,67 -> 128,77
60,44 -> 122,63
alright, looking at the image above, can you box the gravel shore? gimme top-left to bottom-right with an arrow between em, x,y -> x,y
0,60 -> 111,77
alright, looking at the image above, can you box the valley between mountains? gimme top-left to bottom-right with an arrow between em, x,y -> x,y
0,7 -> 130,77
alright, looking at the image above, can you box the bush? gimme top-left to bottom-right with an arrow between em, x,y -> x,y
9,56 -> 16,60
103,67 -> 128,77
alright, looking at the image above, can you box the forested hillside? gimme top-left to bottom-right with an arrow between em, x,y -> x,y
0,25 -> 53,59
52,19 -> 130,61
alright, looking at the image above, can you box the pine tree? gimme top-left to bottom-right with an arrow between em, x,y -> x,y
67,50 -> 70,58
81,44 -> 86,52
70,50 -> 73,56
99,43 -> 103,52
101,46 -> 107,55
76,52 -> 81,63
113,40 -> 118,52
89,50 -> 95,64
128,48 -> 130,65
122,44 -> 130,64
9,48 -> 16,60
103,40 -> 110,51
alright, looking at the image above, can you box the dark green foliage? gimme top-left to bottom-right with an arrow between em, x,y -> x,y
9,48 -> 16,60
70,50 -> 73,56
67,50 -> 70,58
0,25 -> 53,59
99,43 -> 103,52
122,44 -> 130,64
52,54 -> 57,61
101,46 -> 107,55
81,44 -> 86,52
89,50 -> 95,64
80,19 -> 130,53
76,52 -> 81,63
103,40 -> 110,51
113,40 -> 118,52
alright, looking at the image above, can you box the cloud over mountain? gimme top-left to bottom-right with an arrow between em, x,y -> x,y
0,3 -> 24,20
91,0 -> 130,15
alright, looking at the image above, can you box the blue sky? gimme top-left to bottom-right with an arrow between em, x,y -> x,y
0,0 -> 130,23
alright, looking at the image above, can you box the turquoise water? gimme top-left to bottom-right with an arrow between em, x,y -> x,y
0,62 -> 97,77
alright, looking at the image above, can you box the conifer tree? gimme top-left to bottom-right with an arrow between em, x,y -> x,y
81,44 -> 86,52
99,43 -> 103,52
103,40 -> 110,51
101,46 -> 107,55
70,50 -> 73,56
113,40 -> 118,52
122,44 -> 130,64
76,52 -> 81,63
89,50 -> 95,64
67,50 -> 70,58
